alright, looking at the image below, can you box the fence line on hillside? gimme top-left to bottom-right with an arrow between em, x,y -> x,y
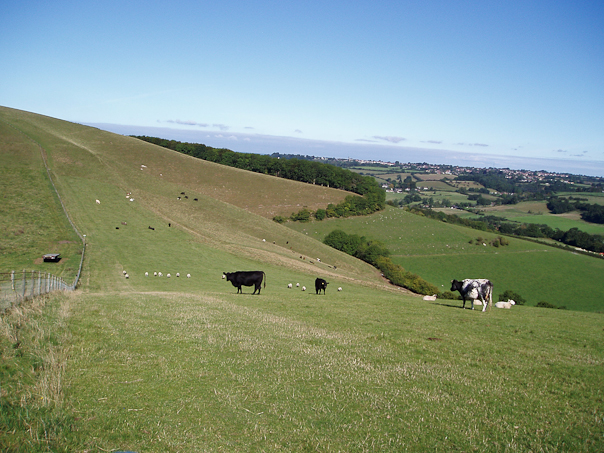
0,270 -> 72,313
1,119 -> 86,300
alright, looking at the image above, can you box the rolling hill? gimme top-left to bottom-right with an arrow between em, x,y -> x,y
0,106 -> 387,292
1,106 -> 603,452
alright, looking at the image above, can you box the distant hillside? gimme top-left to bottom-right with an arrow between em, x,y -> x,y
133,135 -> 386,218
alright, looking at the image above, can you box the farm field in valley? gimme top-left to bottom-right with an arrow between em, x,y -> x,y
286,206 -> 604,312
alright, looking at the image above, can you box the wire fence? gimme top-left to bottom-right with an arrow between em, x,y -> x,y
0,120 -> 86,314
0,270 -> 73,313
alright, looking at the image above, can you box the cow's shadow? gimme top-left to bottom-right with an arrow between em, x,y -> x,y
430,301 -> 467,310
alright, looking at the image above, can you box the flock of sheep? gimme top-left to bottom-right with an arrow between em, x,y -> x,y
286,282 -> 343,292
122,270 -> 191,279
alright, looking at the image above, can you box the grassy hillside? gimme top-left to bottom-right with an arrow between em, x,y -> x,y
1,106 -> 603,452
287,206 -> 604,312
0,106 -> 382,291
0,120 -> 82,279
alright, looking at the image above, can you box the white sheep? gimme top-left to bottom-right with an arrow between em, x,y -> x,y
495,299 -> 516,309
158,272 -> 163,277
167,273 -> 171,278
423,294 -> 437,301
288,283 -> 293,289
145,272 -> 149,277
338,287 -> 343,292
96,199 -> 101,204
154,272 -> 157,276
123,270 -> 127,275
296,283 -> 300,287
125,274 -> 129,279
176,273 -> 180,277
187,273 -> 191,278
302,286 -> 306,291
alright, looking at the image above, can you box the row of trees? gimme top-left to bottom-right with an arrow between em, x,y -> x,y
323,229 -> 439,295
280,191 -> 388,224
547,197 -> 604,224
406,206 -> 604,254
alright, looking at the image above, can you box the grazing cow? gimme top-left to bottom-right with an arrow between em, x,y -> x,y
315,278 -> 328,295
451,279 -> 493,312
223,271 -> 266,295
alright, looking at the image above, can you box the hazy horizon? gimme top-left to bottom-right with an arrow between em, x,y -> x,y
88,122 -> 604,177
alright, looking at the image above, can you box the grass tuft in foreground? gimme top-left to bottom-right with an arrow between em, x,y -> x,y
0,292 -> 77,452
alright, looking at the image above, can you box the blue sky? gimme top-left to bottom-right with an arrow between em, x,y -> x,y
2,1 -> 603,175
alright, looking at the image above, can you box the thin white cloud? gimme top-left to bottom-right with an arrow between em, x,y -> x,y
457,142 -> 489,147
372,136 -> 406,144
213,123 -> 230,131
295,129 -> 303,134
166,119 -> 209,127
422,140 -> 442,144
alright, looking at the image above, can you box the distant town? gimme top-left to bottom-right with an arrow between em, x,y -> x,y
270,153 -> 604,186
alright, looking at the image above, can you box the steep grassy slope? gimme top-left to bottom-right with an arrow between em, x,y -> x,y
287,207 -> 604,311
0,120 -> 82,278
0,106 -> 384,291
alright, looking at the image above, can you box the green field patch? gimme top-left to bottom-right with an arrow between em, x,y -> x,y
288,207 -> 604,311
60,289 -> 604,452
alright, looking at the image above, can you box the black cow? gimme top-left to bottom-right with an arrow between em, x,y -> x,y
315,278 -> 328,295
223,271 -> 266,295
451,279 -> 493,312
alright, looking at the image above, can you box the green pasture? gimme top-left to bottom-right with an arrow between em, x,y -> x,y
287,207 -> 604,311
386,189 -> 469,205
4,284 -> 603,452
473,201 -> 604,235
2,107 -> 604,451
557,192 -> 604,205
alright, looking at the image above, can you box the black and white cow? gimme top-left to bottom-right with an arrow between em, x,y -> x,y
451,279 -> 493,311
315,278 -> 328,295
223,271 -> 266,295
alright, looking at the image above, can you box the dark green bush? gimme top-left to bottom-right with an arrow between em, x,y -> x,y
498,290 -> 526,305
290,208 -> 311,222
536,301 -> 557,309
